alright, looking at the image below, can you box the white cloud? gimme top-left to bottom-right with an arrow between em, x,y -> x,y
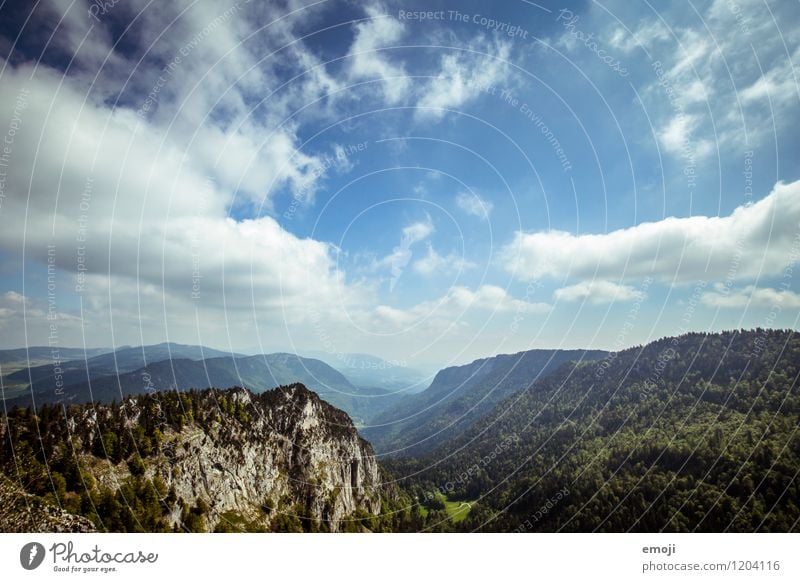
0,53 -> 368,347
608,20 -> 671,54
658,113 -> 713,160
412,245 -> 476,276
371,218 -> 434,270
0,291 -> 81,331
669,29 -> 714,77
638,2 -> 800,154
554,280 -> 645,304
701,284 -> 800,309
446,285 -> 549,314
369,285 -> 550,332
346,5 -> 411,103
455,191 -> 493,219
500,180 -> 800,283
416,40 -> 511,119
740,62 -> 800,108
366,217 -> 435,291
401,219 -> 435,244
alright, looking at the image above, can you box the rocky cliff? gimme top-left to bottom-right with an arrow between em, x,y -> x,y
1,384 -> 383,532
0,474 -> 96,532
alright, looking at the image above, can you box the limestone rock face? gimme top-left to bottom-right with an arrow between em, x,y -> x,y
93,384 -> 382,532
0,474 -> 96,533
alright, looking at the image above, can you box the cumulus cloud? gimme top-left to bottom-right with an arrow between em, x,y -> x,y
0,291 -> 81,335
0,36 -> 367,349
0,292 -> 40,323
369,285 -> 550,332
701,284 -> 800,309
658,113 -> 713,160
372,218 -> 434,270
641,2 -> 800,152
346,5 -> 411,103
554,280 -> 646,304
412,245 -> 476,276
415,40 -> 511,119
401,219 -> 435,244
500,180 -> 800,282
608,20 -> 670,54
455,191 -> 494,219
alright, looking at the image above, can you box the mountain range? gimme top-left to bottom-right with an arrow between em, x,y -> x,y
304,351 -> 433,394
1,344 -> 403,424
387,329 -> 800,532
363,348 -> 608,456
1,329 -> 798,532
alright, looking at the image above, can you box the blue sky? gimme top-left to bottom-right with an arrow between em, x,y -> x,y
0,0 -> 798,367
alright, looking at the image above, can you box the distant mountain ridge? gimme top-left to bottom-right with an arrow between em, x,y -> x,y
4,342 -> 241,388
0,346 -> 113,365
5,350 -> 401,424
387,329 -> 800,532
363,348 -> 608,455
304,351 -> 432,394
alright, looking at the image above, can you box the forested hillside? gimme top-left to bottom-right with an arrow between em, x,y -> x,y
388,330 -> 800,532
364,349 -> 607,455
0,384 -> 390,532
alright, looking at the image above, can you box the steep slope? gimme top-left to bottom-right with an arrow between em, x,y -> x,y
389,329 -> 800,532
0,474 -> 96,532
1,384 -> 383,532
364,349 -> 607,455
6,353 -> 398,424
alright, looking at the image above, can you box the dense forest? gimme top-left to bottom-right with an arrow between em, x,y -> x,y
1,329 -> 798,532
386,329 -> 800,532
0,385 -> 411,532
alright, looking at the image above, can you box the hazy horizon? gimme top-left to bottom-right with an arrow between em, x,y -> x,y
1,0 -> 798,372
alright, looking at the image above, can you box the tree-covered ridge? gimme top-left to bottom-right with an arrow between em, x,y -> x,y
388,329 -> 800,532
0,384 -> 388,532
3,329 -> 798,533
364,348 -> 607,455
